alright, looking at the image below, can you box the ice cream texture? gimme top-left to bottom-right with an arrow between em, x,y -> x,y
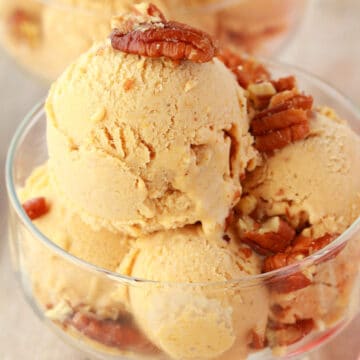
119,226 -> 268,359
46,39 -> 254,236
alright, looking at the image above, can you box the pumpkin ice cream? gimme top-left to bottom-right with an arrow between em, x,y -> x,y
13,4 -> 360,360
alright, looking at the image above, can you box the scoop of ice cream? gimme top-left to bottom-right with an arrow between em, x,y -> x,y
119,226 -> 268,359
240,109 -> 360,344
46,39 -> 254,236
243,110 -> 360,237
19,165 -> 132,319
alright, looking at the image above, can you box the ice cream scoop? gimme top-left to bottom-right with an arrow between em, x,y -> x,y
46,37 -> 255,237
119,226 -> 268,359
243,110 -> 360,237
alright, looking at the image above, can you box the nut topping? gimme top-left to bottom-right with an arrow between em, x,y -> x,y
22,197 -> 49,220
111,4 -> 217,63
217,48 -> 270,88
251,92 -> 313,153
249,330 -> 266,349
271,76 -> 296,92
69,312 -> 157,352
263,233 -> 340,293
239,217 -> 295,254
268,319 -> 314,346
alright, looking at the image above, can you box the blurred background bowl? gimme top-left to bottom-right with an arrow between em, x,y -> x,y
0,0 -> 308,82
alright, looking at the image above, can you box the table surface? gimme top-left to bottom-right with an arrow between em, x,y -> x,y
1,0 -> 360,359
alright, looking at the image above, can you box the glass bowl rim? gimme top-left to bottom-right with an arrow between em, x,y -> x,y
32,0 -> 299,15
6,58 -> 360,288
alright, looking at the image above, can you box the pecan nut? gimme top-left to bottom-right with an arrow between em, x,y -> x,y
271,76 -> 297,92
263,233 -> 341,293
250,92 -> 313,152
217,48 -> 270,88
111,4 -> 217,63
249,330 -> 266,349
254,121 -> 310,153
22,197 -> 49,220
240,217 -> 295,254
268,319 -> 314,346
69,312 -> 157,352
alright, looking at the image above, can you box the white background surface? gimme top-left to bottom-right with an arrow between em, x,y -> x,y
1,0 -> 360,359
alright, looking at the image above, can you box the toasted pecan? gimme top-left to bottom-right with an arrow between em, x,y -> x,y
251,108 -> 308,135
22,197 -> 49,220
217,48 -> 270,88
268,319 -> 314,346
254,121 -> 310,152
272,76 -> 296,92
69,312 -> 157,352
251,92 -> 313,152
263,233 -> 341,293
111,4 -> 217,63
241,217 -> 295,254
249,330 -> 266,349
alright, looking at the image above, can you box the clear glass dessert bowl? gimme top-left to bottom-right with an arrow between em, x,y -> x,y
0,0 -> 308,82
6,60 -> 360,360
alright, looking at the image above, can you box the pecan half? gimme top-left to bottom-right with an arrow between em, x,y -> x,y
240,217 -> 295,254
217,48 -> 270,88
268,319 -> 314,346
111,5 -> 217,63
254,121 -> 310,153
69,312 -> 157,352
251,92 -> 313,152
22,197 -> 49,220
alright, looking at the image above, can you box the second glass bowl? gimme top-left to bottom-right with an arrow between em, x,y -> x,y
6,60 -> 360,359
0,0 -> 308,81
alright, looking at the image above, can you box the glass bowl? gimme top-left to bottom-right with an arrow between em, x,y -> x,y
6,60 -> 360,360
0,0 -> 308,82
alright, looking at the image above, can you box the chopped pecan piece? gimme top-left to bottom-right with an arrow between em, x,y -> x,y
241,217 -> 295,254
272,76 -> 296,92
69,312 -> 157,352
268,319 -> 314,346
268,271 -> 312,294
263,233 -> 341,293
217,48 -> 270,88
249,330 -> 266,349
111,4 -> 217,63
145,3 -> 166,21
292,233 -> 344,264
22,197 -> 49,220
268,93 -> 313,111
263,250 -> 311,294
